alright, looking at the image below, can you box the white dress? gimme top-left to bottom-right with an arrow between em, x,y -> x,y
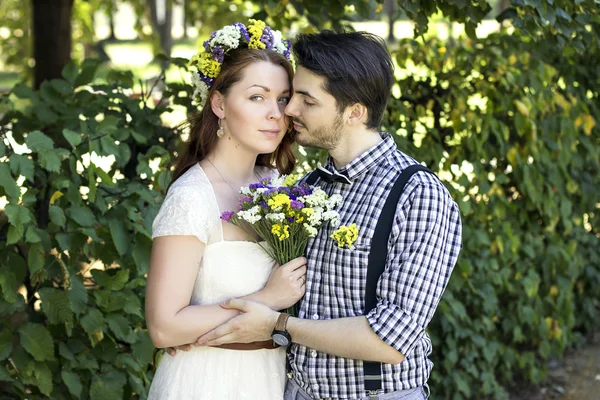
148,164 -> 286,400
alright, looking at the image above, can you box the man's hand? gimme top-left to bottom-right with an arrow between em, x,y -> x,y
195,299 -> 279,346
165,344 -> 192,356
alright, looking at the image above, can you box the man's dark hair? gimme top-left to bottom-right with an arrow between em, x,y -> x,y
292,30 -> 394,130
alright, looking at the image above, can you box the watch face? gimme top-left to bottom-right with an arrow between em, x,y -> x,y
272,332 -> 290,346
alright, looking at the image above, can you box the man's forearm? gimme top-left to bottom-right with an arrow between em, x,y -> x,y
286,316 -> 405,364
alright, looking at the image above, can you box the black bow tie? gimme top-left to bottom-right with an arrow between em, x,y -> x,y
316,166 -> 352,185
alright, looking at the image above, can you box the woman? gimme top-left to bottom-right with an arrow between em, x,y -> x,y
146,20 -> 306,399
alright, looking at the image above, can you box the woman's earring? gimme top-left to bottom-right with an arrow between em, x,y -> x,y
217,119 -> 225,138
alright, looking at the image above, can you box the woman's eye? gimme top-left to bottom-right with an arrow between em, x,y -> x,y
250,95 -> 264,101
278,96 -> 290,104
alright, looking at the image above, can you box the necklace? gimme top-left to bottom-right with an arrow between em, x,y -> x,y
206,158 -> 263,198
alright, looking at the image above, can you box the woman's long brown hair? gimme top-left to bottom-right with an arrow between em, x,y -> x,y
172,48 -> 296,185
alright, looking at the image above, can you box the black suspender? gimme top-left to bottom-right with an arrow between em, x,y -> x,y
363,164 -> 435,394
305,164 -> 436,395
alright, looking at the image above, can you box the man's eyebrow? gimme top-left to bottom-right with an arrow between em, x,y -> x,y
294,90 -> 318,100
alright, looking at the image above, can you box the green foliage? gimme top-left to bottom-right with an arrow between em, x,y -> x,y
384,27 -> 599,398
0,0 -> 598,399
0,58 -> 191,398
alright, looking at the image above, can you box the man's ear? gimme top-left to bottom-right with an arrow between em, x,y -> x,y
346,103 -> 368,126
210,91 -> 226,119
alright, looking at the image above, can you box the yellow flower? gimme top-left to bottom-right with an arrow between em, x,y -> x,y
271,223 -> 289,241
302,208 -> 314,216
283,174 -> 300,187
331,223 -> 359,248
247,19 -> 267,50
268,194 -> 291,209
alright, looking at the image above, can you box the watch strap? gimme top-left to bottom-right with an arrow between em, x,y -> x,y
274,312 -> 290,332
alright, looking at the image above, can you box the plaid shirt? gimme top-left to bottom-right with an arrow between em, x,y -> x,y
288,133 -> 463,399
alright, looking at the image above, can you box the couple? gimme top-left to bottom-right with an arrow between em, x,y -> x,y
146,20 -> 462,400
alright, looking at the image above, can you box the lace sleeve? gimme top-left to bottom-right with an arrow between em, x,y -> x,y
152,186 -> 212,244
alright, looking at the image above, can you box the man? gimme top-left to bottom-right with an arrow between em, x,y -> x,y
195,30 -> 463,400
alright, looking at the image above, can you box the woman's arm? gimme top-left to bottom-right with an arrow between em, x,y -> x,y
145,235 -> 306,348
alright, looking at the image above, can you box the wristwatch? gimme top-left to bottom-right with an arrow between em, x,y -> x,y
271,312 -> 291,346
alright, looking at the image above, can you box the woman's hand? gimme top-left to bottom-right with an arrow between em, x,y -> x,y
260,257 -> 307,310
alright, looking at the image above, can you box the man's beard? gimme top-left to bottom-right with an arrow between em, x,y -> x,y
293,114 -> 344,151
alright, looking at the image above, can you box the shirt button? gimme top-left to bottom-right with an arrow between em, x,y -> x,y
311,350 -> 317,357
312,314 -> 319,320
312,384 -> 319,390
314,273 -> 321,280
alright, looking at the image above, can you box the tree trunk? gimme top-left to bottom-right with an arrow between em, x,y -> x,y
182,0 -> 188,39
31,0 -> 74,89
384,0 -> 397,42
109,11 -> 117,40
147,0 -> 173,64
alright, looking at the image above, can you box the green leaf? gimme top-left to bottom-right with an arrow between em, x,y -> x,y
12,83 -> 35,99
49,205 -> 66,228
109,219 -> 130,256
0,330 -> 13,360
132,235 -> 152,275
31,361 -> 53,396
90,370 -> 126,400
38,149 -> 63,172
132,331 -> 155,366
25,225 -> 42,243
75,59 -> 101,86
58,342 -> 75,361
18,323 -> 55,361
4,204 -> 32,227
0,365 -> 12,382
106,314 -> 135,343
9,154 -> 34,182
28,243 -> 46,275
67,206 -> 97,227
26,130 -> 54,151
0,163 -> 20,199
0,141 -> 5,157
63,128 -> 82,148
123,294 -> 142,318
80,308 -> 104,336
0,271 -> 17,303
50,79 -> 73,95
62,61 -> 79,85
68,275 -> 88,315
38,288 -> 73,325
61,370 -> 82,397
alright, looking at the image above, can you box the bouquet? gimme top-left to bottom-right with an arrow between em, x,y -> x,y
220,174 -> 359,266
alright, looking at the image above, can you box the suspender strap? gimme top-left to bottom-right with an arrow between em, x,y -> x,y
363,164 -> 435,393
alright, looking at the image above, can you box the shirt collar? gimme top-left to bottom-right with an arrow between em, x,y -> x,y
324,132 -> 395,181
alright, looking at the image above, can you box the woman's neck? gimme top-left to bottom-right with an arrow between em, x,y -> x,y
203,139 -> 258,186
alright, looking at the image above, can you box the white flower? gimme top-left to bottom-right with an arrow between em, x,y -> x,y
326,194 -> 342,210
303,188 -> 328,207
210,26 -> 241,49
272,30 -> 286,53
307,207 -> 323,226
237,206 -> 262,224
303,223 -> 318,237
191,75 -> 209,104
270,176 -> 285,188
322,210 -> 340,227
266,213 -> 285,222
240,187 -> 252,196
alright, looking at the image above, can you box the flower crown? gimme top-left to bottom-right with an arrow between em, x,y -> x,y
189,19 -> 292,105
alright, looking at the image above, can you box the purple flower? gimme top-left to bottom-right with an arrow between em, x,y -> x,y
220,211 -> 234,222
293,186 -> 313,196
260,27 -> 275,50
286,217 -> 294,223
290,200 -> 304,210
211,46 -> 225,63
249,182 -> 265,189
199,73 -> 214,86
238,196 -> 253,207
259,200 -> 269,209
